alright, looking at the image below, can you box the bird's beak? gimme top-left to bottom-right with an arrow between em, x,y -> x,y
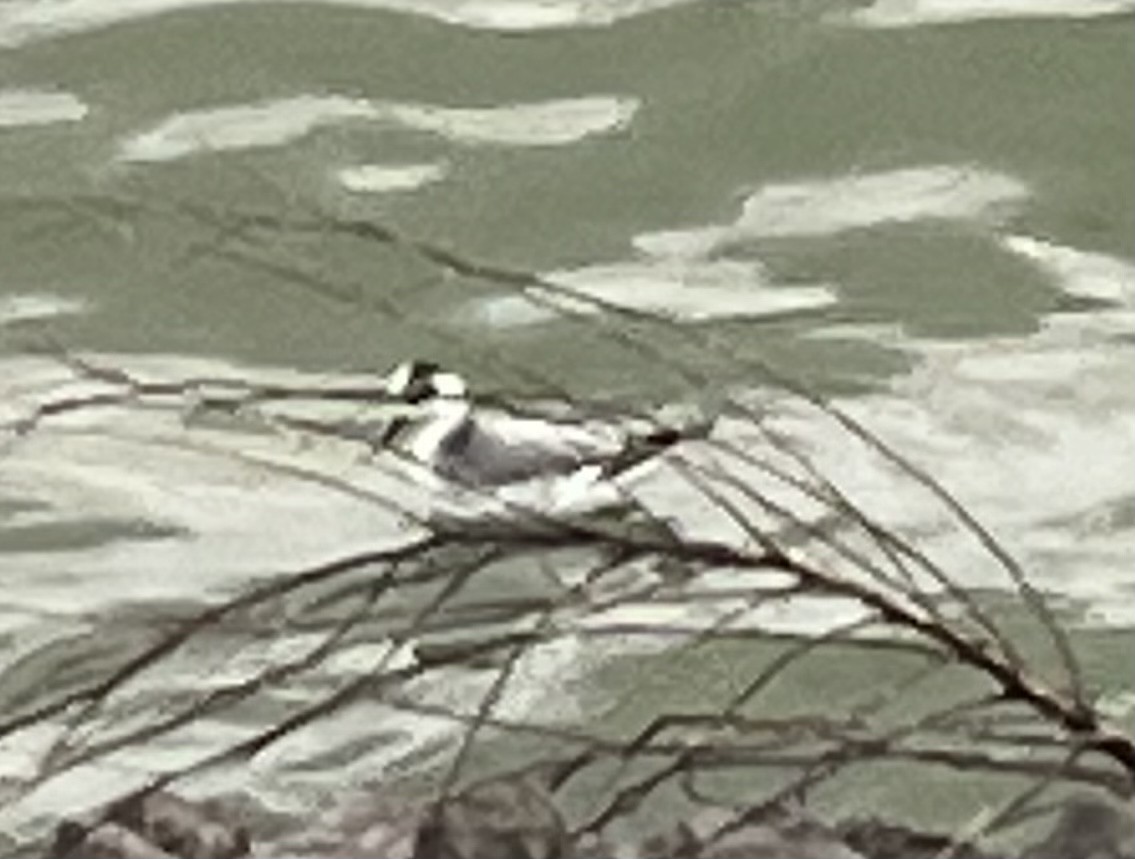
380,362 -> 413,399
378,371 -> 400,399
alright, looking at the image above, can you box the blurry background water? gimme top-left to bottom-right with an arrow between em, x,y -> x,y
0,0 -> 1132,849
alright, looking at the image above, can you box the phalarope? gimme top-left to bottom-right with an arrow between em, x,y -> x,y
378,360 -> 707,516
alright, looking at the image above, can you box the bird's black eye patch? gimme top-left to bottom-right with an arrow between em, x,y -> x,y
408,360 -> 442,382
397,360 -> 443,403
384,359 -> 444,402
402,380 -> 436,404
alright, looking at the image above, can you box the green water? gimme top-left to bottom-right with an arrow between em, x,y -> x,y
0,0 -> 1131,850
0,4 -> 1129,384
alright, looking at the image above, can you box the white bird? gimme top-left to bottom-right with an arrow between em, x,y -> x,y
377,360 -> 708,518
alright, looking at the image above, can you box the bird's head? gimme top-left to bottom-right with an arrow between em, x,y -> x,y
377,360 -> 471,449
382,359 -> 469,404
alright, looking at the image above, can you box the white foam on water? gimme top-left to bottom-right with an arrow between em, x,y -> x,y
0,440 -> 424,613
0,89 -> 87,128
118,94 -> 636,162
0,0 -> 696,48
803,321 -> 909,346
482,165 -> 1019,331
606,238 -> 1134,625
418,0 -> 695,30
766,282 -> 1135,623
1,719 -> 256,836
636,165 -> 1028,257
386,95 -> 637,146
734,165 -> 1027,236
0,354 -> 450,834
117,95 -> 378,162
0,293 -> 86,326
226,634 -> 594,819
844,0 -> 1135,29
0,356 -> 433,618
435,0 -> 587,29
569,592 -> 871,640
469,259 -> 835,326
1000,234 -> 1135,307
0,628 -> 594,839
336,162 -> 447,193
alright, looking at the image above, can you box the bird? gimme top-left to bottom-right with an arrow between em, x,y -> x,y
376,359 -> 710,519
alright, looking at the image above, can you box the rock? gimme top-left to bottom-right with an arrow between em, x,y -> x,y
355,816 -> 418,859
1019,797 -> 1135,859
698,821 -> 869,859
49,821 -> 175,859
640,827 -> 701,859
839,819 -> 994,859
567,834 -> 622,858
106,791 -> 250,859
316,795 -> 420,858
688,806 -> 868,859
617,809 -> 726,859
413,775 -> 567,859
47,790 -> 250,859
565,806 -> 725,859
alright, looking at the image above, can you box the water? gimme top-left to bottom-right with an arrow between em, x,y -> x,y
0,0 -> 1132,849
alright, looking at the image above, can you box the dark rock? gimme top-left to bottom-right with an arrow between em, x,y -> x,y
577,804 -> 869,859
47,820 -> 88,859
698,821 -> 868,859
353,816 -> 419,859
578,826 -> 701,859
106,791 -> 250,859
840,819 -> 994,859
47,790 -> 250,859
565,807 -> 725,859
640,826 -> 702,859
279,795 -> 420,858
413,775 -> 567,859
622,808 -> 729,859
567,834 -> 621,858
678,805 -> 869,859
50,821 -> 175,859
1019,797 -> 1135,859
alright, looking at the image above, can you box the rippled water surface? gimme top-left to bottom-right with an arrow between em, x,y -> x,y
0,0 -> 1132,848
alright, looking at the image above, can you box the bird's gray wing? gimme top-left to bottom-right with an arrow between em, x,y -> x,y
438,419 -> 594,487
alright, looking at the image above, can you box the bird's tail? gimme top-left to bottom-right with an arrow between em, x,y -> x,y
601,418 -> 713,479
